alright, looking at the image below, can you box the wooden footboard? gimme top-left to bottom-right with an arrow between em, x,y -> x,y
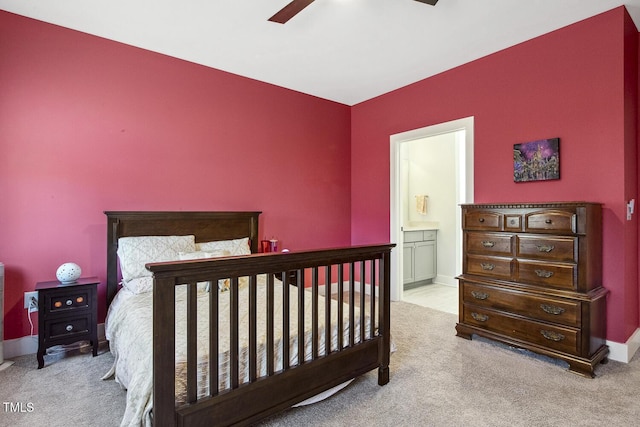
147,245 -> 394,427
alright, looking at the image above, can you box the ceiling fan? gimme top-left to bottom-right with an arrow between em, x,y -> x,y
269,0 -> 439,24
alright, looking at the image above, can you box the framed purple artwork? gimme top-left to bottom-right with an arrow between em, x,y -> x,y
513,138 -> 560,182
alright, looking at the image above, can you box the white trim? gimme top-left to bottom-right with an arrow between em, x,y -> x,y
607,328 -> 640,363
434,274 -> 458,288
390,116 -> 474,302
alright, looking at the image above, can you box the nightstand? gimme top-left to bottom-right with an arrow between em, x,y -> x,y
36,277 -> 99,368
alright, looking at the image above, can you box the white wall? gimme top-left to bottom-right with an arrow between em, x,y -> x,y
400,132 -> 458,286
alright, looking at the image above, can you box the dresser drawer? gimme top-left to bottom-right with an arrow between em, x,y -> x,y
517,236 -> 576,262
466,233 -> 512,256
461,281 -> 580,327
525,210 -> 576,234
46,315 -> 91,340
462,305 -> 579,355
465,255 -> 512,280
517,260 -> 576,290
464,211 -> 503,231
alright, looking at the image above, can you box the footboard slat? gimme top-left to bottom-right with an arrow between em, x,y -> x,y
324,265 -> 331,355
249,275 -> 258,382
297,270 -> 305,364
370,260 -> 376,340
360,261 -> 366,343
337,263 -> 344,351
349,262 -> 355,347
311,267 -> 319,359
230,277 -> 239,389
186,283 -> 197,403
209,285 -> 219,396
266,273 -> 275,376
282,273 -> 290,369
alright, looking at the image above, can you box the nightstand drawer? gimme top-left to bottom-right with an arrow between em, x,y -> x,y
46,315 -> 91,339
45,288 -> 93,314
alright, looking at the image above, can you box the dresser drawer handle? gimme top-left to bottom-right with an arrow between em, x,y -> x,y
534,269 -> 554,278
481,241 -> 495,248
66,299 -> 73,306
65,325 -> 73,332
545,219 -> 552,224
540,330 -> 564,342
480,263 -> 495,271
471,291 -> 489,300
536,244 -> 555,253
540,303 -> 565,315
478,218 -> 485,223
471,312 -> 489,322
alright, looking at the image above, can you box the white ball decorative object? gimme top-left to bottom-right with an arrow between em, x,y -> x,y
56,262 -> 82,284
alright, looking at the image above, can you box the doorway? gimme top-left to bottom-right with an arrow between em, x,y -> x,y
389,117 -> 474,304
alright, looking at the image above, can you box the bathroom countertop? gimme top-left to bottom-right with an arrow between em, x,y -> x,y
403,222 -> 439,231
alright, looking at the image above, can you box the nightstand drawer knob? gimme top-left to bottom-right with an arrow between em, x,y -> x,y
65,325 -> 73,332
76,296 -> 84,304
54,301 -> 62,308
66,299 -> 73,306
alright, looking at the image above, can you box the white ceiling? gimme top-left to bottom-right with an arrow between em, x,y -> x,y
2,0 -> 640,106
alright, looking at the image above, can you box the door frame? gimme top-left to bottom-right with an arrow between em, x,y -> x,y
389,116 -> 475,301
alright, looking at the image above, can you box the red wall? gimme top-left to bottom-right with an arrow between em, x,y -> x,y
0,12 -> 352,340
351,7 -> 638,344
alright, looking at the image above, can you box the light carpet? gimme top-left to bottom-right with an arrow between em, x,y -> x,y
1,302 -> 638,426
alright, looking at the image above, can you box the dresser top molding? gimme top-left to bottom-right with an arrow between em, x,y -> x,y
460,202 -> 601,209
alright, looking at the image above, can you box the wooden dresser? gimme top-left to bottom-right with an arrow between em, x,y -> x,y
455,202 -> 608,377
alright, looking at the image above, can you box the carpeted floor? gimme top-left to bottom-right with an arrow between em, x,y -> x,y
1,301 -> 638,426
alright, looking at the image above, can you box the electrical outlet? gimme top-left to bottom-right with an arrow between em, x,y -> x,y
24,291 -> 38,313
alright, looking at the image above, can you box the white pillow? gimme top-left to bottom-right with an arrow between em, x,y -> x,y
117,235 -> 196,282
177,250 -> 228,260
178,250 -> 231,292
196,237 -> 251,256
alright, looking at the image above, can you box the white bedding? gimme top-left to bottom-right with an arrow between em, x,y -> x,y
103,275 -> 371,427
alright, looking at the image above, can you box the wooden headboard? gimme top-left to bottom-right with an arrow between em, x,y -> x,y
105,211 -> 261,306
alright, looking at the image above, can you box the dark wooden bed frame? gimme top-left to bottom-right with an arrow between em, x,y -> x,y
106,211 -> 394,426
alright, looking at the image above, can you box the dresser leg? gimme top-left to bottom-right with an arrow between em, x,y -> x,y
455,323 -> 473,340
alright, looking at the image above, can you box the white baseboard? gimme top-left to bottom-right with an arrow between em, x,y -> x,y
607,327 -> 640,363
3,323 -> 106,359
434,274 -> 458,287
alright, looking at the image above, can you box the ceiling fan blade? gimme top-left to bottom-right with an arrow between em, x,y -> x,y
414,0 -> 439,5
269,0 -> 316,24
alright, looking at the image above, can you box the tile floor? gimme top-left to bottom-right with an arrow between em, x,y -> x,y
402,283 -> 458,315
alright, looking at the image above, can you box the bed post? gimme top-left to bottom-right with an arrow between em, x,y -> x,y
153,275 -> 178,426
378,248 -> 391,386
106,216 -> 120,307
